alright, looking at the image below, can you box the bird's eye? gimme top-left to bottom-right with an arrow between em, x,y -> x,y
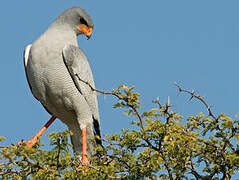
80,17 -> 88,26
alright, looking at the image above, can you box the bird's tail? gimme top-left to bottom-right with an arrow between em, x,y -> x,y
93,116 -> 102,146
68,121 -> 102,158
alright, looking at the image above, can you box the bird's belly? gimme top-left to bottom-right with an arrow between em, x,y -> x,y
29,61 -> 80,125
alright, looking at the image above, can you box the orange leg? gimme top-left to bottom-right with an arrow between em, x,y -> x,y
81,128 -> 89,165
22,116 -> 56,148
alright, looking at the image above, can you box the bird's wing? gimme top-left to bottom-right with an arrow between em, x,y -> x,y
62,45 -> 101,139
23,44 -> 36,99
24,44 -> 53,115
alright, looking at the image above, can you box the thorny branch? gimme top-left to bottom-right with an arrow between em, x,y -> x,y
174,82 -> 237,178
189,155 -> 201,180
79,160 -> 127,179
153,96 -> 174,124
174,83 -> 236,151
75,74 -> 145,129
152,98 -> 175,180
76,74 -> 176,178
75,74 -> 161,152
174,82 -> 217,121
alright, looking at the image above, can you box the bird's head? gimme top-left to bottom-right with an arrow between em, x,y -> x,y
55,7 -> 94,39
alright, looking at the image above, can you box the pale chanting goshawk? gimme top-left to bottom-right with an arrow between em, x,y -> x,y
23,7 -> 101,164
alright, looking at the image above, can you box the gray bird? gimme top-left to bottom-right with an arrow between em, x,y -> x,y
23,7 -> 101,163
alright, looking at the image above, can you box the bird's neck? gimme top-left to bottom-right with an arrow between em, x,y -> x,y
44,26 -> 79,47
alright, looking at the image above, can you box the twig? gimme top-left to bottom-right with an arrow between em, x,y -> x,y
75,74 -> 161,152
153,97 -> 174,124
75,74 -> 118,96
174,82 -> 217,121
79,160 -> 127,179
189,155 -> 202,180
75,74 -> 145,131
160,153 -> 173,180
101,138 -> 121,146
130,106 -> 144,131
174,83 -> 237,153
0,166 -> 30,176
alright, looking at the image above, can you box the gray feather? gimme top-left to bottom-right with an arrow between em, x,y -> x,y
62,45 -> 100,123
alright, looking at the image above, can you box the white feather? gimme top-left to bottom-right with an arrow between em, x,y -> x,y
24,44 -> 32,67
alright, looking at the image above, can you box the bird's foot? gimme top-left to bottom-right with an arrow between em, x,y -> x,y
78,152 -> 89,172
82,155 -> 89,165
18,116 -> 56,148
18,136 -> 38,148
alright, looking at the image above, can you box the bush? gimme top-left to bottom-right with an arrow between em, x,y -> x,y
1,84 -> 239,179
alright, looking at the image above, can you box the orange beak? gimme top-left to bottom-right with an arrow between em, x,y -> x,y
78,25 -> 93,39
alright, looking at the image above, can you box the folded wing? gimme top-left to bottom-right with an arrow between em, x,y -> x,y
62,45 -> 101,143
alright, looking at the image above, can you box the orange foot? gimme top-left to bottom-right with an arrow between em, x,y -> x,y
82,154 -> 89,165
78,157 -> 89,172
18,116 -> 56,148
18,136 -> 38,148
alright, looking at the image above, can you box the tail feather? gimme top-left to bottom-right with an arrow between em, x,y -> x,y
68,118 -> 102,158
93,116 -> 102,146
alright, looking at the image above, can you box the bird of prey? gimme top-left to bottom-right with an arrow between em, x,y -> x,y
23,7 -> 101,164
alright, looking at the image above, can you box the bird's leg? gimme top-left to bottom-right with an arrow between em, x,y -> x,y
81,127 -> 89,165
21,116 -> 56,148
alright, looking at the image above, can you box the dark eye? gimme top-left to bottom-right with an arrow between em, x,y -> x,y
80,17 -> 88,26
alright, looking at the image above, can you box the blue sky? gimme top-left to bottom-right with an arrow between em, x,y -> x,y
0,0 -> 238,175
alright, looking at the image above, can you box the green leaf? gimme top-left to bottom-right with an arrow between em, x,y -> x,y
0,136 -> 6,142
